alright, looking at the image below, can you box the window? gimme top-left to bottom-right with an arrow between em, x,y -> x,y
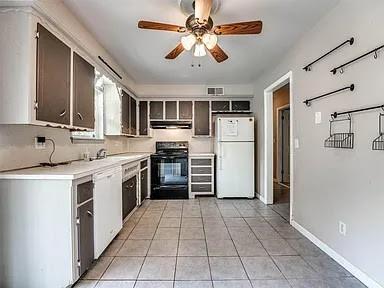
71,70 -> 114,141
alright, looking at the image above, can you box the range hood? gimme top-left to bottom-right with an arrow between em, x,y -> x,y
150,120 -> 192,129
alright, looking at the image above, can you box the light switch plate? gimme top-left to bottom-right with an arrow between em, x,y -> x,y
294,138 -> 300,149
315,112 -> 322,124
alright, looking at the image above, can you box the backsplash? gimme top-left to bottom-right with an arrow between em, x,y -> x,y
0,125 -> 130,171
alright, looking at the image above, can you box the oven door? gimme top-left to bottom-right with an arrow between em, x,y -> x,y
151,155 -> 188,199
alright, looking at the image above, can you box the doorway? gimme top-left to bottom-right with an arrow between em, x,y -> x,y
263,72 -> 293,222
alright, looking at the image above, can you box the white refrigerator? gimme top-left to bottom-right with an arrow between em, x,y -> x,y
215,117 -> 255,198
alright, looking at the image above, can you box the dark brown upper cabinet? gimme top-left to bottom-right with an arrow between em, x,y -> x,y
139,101 -> 148,136
150,101 -> 164,120
73,52 -> 95,129
212,101 -> 230,112
121,91 -> 130,134
165,101 -> 177,120
36,23 -> 71,125
232,100 -> 251,111
129,96 -> 137,135
179,101 -> 193,120
194,101 -> 210,136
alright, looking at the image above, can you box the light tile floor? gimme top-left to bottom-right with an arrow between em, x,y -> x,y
75,198 -> 366,288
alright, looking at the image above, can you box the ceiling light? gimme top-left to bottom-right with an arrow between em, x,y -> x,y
202,33 -> 218,50
194,42 -> 206,57
181,34 -> 197,51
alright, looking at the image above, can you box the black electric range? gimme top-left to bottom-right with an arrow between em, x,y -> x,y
151,142 -> 189,199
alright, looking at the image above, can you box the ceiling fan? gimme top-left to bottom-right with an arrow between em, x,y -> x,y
138,0 -> 262,63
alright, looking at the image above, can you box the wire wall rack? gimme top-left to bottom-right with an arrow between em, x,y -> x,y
372,113 -> 384,151
303,37 -> 354,72
324,116 -> 354,149
303,84 -> 354,107
331,44 -> 384,75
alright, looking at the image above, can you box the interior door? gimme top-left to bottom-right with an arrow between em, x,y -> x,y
73,52 -> 95,129
78,200 -> 94,276
36,23 -> 71,125
281,108 -> 290,184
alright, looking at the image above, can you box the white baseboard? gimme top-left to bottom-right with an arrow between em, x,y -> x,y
292,221 -> 383,288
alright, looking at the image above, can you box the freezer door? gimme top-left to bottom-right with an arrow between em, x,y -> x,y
217,117 -> 254,142
216,142 -> 254,198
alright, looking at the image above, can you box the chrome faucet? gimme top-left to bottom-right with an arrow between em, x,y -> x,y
96,148 -> 107,159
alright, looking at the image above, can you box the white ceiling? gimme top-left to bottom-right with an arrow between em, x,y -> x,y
63,0 -> 340,85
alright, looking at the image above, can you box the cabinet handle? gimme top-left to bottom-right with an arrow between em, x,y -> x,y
77,112 -> 84,120
141,174 -> 145,180
59,110 -> 67,117
129,183 -> 135,188
87,210 -> 93,217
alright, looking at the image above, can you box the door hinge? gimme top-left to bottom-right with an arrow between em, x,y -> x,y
35,31 -> 39,39
34,101 -> 39,110
76,217 -> 80,225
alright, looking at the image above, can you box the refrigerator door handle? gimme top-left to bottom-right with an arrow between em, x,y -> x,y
219,143 -> 224,170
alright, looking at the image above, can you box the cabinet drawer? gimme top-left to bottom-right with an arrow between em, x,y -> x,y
77,181 -> 93,204
191,176 -> 212,183
191,159 -> 212,166
191,167 -> 212,175
140,159 -> 148,169
191,184 -> 212,192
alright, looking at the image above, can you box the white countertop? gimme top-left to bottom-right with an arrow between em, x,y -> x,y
189,153 -> 215,157
0,153 -> 150,180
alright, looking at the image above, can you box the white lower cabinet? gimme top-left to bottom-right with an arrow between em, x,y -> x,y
93,167 -> 122,258
189,154 -> 215,198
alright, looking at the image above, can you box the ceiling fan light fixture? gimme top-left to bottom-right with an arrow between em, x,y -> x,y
181,34 -> 197,50
194,42 -> 206,57
202,33 -> 217,49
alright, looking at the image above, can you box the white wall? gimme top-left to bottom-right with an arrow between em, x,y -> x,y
253,0 -> 384,286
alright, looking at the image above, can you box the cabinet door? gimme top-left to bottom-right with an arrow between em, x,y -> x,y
139,101 -> 148,136
140,169 -> 148,202
212,101 -> 230,112
73,52 -> 95,129
78,200 -> 94,276
36,23 -> 71,125
150,101 -> 163,120
130,96 -> 137,135
194,101 -> 210,136
179,101 -> 193,120
121,91 -> 130,134
232,101 -> 250,111
122,176 -> 137,220
165,101 -> 177,119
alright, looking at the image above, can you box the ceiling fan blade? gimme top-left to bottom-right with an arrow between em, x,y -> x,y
208,44 -> 228,63
165,43 -> 185,59
195,0 -> 212,24
214,21 -> 263,35
138,20 -> 186,33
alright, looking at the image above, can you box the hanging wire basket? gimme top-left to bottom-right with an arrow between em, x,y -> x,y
324,115 -> 354,149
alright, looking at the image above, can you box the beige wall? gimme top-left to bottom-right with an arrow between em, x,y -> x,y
273,84 -> 290,179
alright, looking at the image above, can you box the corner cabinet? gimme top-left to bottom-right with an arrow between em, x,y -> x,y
0,13 -> 96,130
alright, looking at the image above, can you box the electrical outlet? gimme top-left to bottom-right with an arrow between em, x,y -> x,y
294,138 -> 300,149
315,112 -> 322,124
339,221 -> 347,236
35,136 -> 46,149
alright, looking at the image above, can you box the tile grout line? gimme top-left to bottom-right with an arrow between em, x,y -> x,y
199,198 -> 214,286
